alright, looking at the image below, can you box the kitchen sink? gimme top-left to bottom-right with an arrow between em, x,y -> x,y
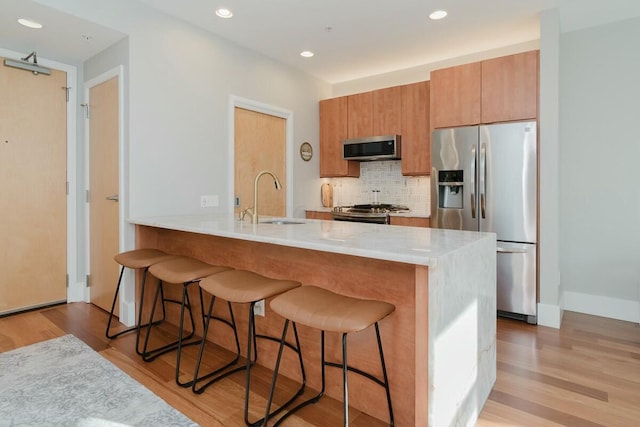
260,219 -> 306,225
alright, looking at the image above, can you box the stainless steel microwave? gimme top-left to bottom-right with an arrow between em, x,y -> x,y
343,135 -> 401,161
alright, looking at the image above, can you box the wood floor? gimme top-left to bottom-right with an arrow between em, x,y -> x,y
1,303 -> 638,426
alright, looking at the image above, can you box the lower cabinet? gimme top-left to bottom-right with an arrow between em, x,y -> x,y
389,216 -> 431,228
305,210 -> 333,221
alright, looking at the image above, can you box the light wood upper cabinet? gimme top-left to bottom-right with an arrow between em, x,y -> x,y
431,50 -> 539,129
347,92 -> 373,138
320,96 -> 359,177
481,50 -> 539,123
401,81 -> 430,176
430,62 -> 482,129
373,86 -> 402,136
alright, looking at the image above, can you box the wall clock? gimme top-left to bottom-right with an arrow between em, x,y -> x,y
300,142 -> 313,161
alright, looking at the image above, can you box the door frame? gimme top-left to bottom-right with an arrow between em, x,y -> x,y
228,95 -> 294,216
83,66 -> 132,323
0,48 -> 78,306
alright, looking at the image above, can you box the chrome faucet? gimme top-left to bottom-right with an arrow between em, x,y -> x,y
242,170 -> 282,224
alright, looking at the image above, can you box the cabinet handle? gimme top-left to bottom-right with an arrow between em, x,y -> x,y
106,195 -> 119,202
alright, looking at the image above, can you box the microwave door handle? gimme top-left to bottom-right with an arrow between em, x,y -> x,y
480,143 -> 486,219
470,145 -> 476,218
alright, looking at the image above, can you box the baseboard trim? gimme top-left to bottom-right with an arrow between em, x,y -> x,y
537,303 -> 563,328
67,281 -> 88,303
119,300 -> 136,327
563,291 -> 640,323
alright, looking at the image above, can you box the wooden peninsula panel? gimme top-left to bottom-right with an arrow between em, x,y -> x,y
136,225 -> 428,426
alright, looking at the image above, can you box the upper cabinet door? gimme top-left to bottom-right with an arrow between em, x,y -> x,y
481,51 -> 539,124
373,86 -> 402,136
347,92 -> 373,138
401,81 -> 430,176
430,62 -> 481,129
320,96 -> 360,178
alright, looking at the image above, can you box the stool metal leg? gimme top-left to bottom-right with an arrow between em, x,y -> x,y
106,266 -> 166,341
191,295 -> 242,393
266,325 -> 394,427
265,324 -> 323,427
375,322 -> 394,427
134,276 -> 167,356
175,282 -> 200,387
246,302 -> 307,427
342,333 -> 349,427
140,280 -> 198,365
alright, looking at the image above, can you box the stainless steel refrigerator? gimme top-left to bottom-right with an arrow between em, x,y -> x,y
431,121 -> 537,324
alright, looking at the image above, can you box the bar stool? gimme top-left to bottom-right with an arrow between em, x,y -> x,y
105,248 -> 177,354
264,286 -> 395,427
192,269 -> 306,427
141,255 -> 232,387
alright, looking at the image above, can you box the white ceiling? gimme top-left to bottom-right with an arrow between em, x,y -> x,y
1,0 -> 640,83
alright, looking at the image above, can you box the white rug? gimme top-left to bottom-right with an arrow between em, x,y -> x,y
0,335 -> 198,427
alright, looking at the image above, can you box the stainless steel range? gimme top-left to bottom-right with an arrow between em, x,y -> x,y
331,204 -> 410,224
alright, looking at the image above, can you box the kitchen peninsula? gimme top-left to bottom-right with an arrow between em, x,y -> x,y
129,214 -> 496,426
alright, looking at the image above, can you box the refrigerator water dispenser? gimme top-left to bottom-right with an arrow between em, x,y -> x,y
438,170 -> 463,209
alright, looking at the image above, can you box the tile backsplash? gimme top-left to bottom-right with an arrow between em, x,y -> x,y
328,160 -> 430,214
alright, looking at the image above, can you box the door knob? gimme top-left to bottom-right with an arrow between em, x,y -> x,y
106,194 -> 119,202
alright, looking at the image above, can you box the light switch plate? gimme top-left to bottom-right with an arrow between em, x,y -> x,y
200,195 -> 219,207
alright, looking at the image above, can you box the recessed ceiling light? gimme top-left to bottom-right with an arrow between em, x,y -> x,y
429,10 -> 448,20
300,51 -> 314,58
18,18 -> 43,29
215,8 -> 233,18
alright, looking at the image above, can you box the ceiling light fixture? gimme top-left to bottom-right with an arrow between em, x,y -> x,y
429,10 -> 448,20
17,18 -> 43,29
215,8 -> 233,19
300,51 -> 314,58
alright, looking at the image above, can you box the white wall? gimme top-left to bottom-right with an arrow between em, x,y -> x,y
558,17 -> 640,322
125,12 -> 329,219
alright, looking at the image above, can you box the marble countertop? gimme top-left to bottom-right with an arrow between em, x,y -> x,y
129,214 -> 492,267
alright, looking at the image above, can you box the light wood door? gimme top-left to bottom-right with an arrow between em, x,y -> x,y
430,61 -> 481,128
0,59 -> 67,314
88,77 -> 120,313
481,50 -> 539,123
401,81 -> 430,176
319,97 -> 359,178
234,108 -> 286,217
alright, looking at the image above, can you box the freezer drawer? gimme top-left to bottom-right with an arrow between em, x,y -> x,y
496,242 -> 536,323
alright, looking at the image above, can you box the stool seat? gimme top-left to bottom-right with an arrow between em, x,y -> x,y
265,286 -> 395,426
149,256 -> 231,283
114,248 -> 176,270
270,286 -> 395,333
199,270 -> 301,304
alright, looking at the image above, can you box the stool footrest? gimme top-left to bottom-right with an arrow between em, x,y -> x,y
142,335 -> 200,362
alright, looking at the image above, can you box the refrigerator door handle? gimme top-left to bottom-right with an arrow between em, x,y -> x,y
480,143 -> 486,219
470,145 -> 476,218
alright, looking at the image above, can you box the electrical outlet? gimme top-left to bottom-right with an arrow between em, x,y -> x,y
200,195 -> 219,207
254,299 -> 265,317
